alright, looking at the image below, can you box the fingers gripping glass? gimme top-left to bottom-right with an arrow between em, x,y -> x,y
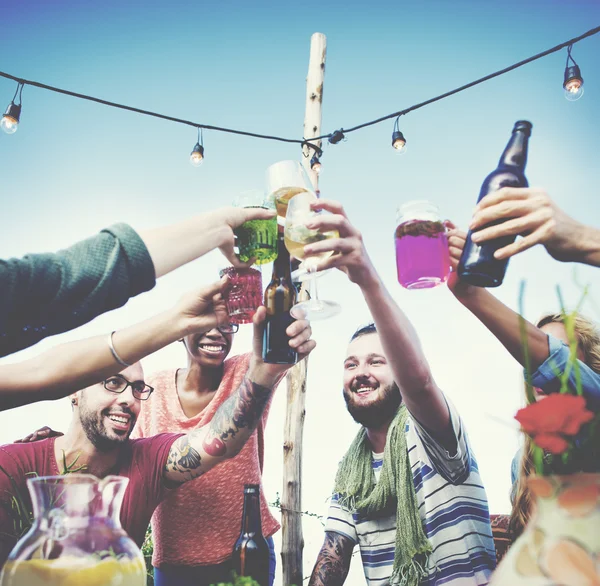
103,375 -> 154,401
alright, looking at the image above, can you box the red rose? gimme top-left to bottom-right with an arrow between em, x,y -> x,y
532,433 -> 569,455
515,394 -> 594,437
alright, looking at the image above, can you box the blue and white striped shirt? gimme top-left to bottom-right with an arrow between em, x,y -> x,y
325,401 -> 495,585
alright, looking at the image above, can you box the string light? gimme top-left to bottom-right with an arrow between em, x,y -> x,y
189,127 -> 204,166
563,44 -> 584,101
0,25 -> 597,149
1,82 -> 23,135
310,154 -> 322,174
391,117 -> 407,153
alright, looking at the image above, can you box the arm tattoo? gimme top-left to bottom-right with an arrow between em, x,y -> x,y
207,377 -> 272,443
164,434 -> 202,480
309,532 -> 354,586
164,377 -> 272,482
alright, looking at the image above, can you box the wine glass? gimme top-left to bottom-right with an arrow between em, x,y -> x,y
284,191 -> 341,320
265,160 -> 313,224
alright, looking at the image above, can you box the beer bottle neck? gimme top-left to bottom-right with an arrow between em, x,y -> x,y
272,231 -> 292,280
241,489 -> 263,536
498,129 -> 530,170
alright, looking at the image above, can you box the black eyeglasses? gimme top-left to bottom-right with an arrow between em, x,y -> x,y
217,322 -> 239,335
102,374 -> 154,401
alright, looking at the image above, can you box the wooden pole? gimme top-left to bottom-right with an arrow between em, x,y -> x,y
281,32 -> 327,586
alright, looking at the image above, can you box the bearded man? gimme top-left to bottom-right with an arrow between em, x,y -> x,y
305,199 -> 495,586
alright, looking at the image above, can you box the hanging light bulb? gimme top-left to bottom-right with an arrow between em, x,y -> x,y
563,45 -> 584,102
391,130 -> 407,153
1,83 -> 23,135
189,128 -> 204,166
310,154 -> 322,174
391,117 -> 407,153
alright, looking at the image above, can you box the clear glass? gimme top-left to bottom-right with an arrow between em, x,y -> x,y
233,190 -> 278,265
0,475 -> 145,586
564,79 -> 584,101
265,161 -> 313,223
395,200 -> 450,290
0,116 -> 18,135
284,191 -> 341,320
219,266 -> 263,325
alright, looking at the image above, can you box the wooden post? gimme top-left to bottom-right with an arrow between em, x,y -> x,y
281,32 -> 327,586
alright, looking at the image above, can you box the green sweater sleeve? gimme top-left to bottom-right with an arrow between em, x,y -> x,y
0,223 -> 156,357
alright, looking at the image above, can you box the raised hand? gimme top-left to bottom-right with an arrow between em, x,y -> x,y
301,199 -> 377,287
444,220 -> 478,298
247,306 -> 315,388
469,187 -> 585,262
173,278 -> 230,337
211,206 -> 276,267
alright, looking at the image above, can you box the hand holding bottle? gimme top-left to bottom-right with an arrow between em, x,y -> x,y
445,221 -> 478,299
249,306 -> 315,388
469,187 -> 596,264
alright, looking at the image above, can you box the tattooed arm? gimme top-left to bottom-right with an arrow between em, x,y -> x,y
163,306 -> 316,485
163,377 -> 273,484
309,532 -> 354,586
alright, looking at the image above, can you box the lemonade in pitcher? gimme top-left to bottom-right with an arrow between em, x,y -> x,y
0,475 -> 145,586
1,556 -> 145,586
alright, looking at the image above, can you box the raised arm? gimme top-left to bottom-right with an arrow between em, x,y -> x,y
309,532 -> 354,586
0,279 -> 230,411
468,187 -> 600,266
0,206 -> 273,357
303,199 -> 452,446
446,221 -> 552,370
162,306 -> 315,484
138,205 -> 275,277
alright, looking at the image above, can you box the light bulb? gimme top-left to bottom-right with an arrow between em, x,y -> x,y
189,143 -> 204,166
564,78 -> 584,101
391,130 -> 407,153
563,65 -> 584,102
1,102 -> 21,135
310,154 -> 321,174
0,115 -> 18,134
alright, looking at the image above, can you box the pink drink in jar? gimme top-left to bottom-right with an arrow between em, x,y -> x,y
219,267 -> 263,324
395,201 -> 450,289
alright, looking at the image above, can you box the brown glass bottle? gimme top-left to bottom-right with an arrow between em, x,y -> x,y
231,484 -> 270,585
262,229 -> 298,365
458,120 -> 532,287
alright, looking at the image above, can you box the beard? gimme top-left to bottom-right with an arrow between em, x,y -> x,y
78,398 -> 134,453
343,381 -> 402,429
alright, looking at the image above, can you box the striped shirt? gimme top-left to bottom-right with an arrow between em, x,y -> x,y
325,401 -> 495,585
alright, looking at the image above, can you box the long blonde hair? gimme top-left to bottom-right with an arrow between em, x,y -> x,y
509,312 -> 600,537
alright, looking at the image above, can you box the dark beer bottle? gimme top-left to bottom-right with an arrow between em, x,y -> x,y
231,484 -> 270,585
262,229 -> 298,365
457,120 -> 533,287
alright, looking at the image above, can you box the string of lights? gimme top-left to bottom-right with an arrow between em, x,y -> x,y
1,24 -> 598,169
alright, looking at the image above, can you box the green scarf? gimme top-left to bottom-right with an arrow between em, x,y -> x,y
333,405 -> 432,586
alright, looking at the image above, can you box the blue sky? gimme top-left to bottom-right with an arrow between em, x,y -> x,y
1,1 -> 599,582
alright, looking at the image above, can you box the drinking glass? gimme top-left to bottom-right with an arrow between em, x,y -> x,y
284,191 -> 341,320
219,266 -> 263,324
265,160 -> 313,223
394,200 -> 450,289
233,190 -> 278,265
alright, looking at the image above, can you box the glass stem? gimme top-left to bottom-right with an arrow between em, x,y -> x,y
307,261 -> 319,304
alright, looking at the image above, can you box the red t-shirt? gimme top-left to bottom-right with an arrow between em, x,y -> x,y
0,433 -> 182,566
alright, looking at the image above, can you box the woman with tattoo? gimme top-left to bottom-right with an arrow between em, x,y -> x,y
131,303 -> 301,584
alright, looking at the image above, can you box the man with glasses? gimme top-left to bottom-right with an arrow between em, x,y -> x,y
130,317 -> 281,586
0,307 -> 315,572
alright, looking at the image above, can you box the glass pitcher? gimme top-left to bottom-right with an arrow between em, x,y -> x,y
0,474 -> 145,586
